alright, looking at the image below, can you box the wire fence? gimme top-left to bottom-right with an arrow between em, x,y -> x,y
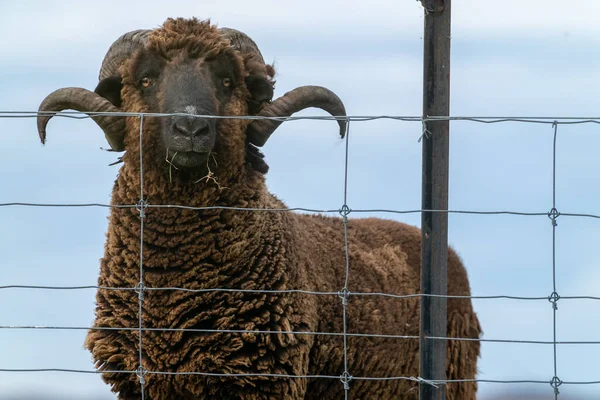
2,111 -> 600,398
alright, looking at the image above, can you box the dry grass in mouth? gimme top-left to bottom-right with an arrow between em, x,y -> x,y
195,152 -> 227,190
165,148 -> 179,184
165,148 -> 226,190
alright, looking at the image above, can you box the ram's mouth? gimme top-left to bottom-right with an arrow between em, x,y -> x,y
166,149 -> 210,169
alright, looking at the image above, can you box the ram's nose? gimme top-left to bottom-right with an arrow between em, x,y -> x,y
171,117 -> 211,139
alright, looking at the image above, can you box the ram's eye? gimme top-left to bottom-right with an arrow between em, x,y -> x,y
222,78 -> 231,87
140,77 -> 152,88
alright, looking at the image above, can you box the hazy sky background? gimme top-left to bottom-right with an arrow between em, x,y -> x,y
1,0 -> 600,398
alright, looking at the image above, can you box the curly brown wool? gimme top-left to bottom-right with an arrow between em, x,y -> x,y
39,17 -> 481,400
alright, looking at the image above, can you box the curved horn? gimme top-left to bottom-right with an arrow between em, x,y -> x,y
218,27 -> 265,64
37,30 -> 150,152
246,86 -> 347,147
99,29 -> 150,80
37,88 -> 127,151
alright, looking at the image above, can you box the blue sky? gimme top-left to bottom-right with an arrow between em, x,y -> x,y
1,0 -> 600,398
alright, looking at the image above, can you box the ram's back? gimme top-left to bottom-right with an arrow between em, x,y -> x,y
291,214 -> 480,399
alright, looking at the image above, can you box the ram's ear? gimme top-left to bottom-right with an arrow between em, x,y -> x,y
94,75 -> 123,108
245,60 -> 275,115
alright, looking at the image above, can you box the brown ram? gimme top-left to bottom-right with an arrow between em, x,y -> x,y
37,17 -> 481,400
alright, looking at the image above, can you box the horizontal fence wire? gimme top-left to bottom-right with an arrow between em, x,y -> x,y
4,324 -> 600,345
0,368 -> 599,387
2,285 -> 600,301
7,367 -> 600,386
2,111 -> 600,394
7,110 -> 600,124
0,204 -> 599,220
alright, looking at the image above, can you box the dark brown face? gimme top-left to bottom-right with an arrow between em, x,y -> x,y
137,50 -> 240,168
96,48 -> 244,169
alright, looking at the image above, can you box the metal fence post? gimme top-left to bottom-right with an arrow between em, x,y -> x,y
419,0 -> 451,399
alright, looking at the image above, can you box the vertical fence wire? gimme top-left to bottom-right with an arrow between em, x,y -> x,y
340,118 -> 352,398
136,114 -> 146,398
549,122 -> 562,397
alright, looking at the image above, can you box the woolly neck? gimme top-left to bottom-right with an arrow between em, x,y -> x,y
104,159 -> 289,291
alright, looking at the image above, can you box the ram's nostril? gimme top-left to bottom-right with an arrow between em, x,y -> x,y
191,121 -> 210,137
172,118 -> 211,138
173,122 -> 189,135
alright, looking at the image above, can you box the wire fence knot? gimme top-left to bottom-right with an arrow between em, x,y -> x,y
340,371 -> 352,390
550,376 -> 562,394
338,288 -> 351,306
339,205 -> 352,223
412,376 -> 440,388
418,119 -> 432,142
134,282 -> 146,301
136,199 -> 148,218
547,207 -> 560,226
548,291 -> 560,310
136,366 -> 146,385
